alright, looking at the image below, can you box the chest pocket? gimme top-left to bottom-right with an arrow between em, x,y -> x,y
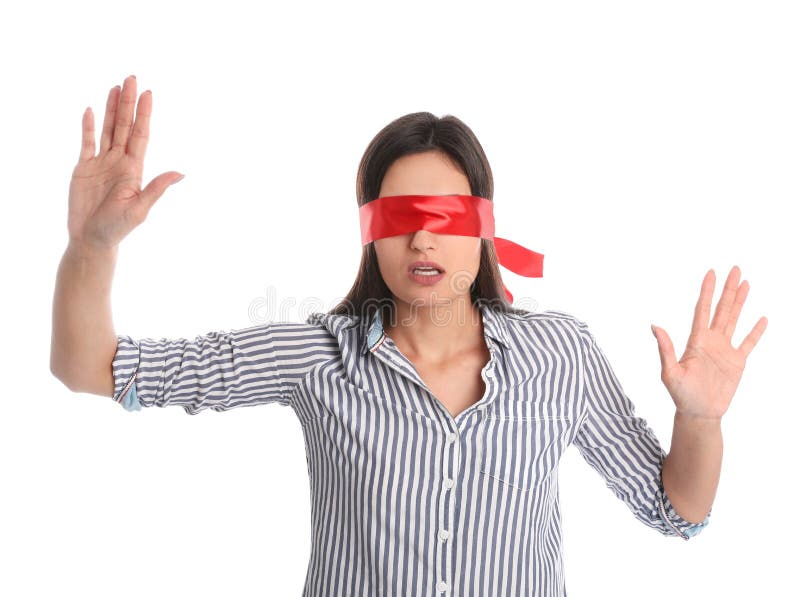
478,402 -> 572,492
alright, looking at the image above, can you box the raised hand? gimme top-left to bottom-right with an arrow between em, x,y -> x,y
651,266 -> 768,421
67,75 -> 184,251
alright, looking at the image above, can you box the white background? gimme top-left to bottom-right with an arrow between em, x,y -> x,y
2,1 -> 796,595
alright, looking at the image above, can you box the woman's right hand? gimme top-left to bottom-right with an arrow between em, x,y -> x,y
67,75 -> 184,252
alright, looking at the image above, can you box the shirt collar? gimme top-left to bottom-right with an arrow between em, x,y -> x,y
360,301 -> 511,355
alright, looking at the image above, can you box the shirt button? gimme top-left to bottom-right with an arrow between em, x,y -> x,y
446,432 -> 457,443
476,404 -> 486,411
437,580 -> 448,592
444,478 -> 454,489
438,529 -> 450,541
485,369 -> 494,378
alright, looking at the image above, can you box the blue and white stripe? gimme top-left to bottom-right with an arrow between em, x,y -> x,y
112,302 -> 710,596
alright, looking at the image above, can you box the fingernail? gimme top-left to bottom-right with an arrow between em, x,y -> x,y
651,324 -> 657,338
173,173 -> 185,184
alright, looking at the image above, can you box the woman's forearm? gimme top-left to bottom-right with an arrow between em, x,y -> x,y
50,240 -> 120,396
661,410 -> 723,524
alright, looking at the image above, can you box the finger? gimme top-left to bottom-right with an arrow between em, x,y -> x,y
111,75 -> 137,151
737,316 -> 768,359
710,265 -> 741,333
128,89 -> 152,163
79,106 -> 95,162
99,85 -> 121,154
723,280 -> 750,338
652,324 -> 678,375
692,268 -> 715,334
134,171 -> 185,216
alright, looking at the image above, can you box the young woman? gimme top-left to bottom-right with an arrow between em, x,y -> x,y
51,75 -> 767,596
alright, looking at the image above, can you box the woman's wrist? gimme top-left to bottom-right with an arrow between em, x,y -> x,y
66,237 -> 119,262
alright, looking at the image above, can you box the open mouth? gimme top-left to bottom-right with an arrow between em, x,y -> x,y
407,263 -> 446,285
410,267 -> 444,276
408,261 -> 446,275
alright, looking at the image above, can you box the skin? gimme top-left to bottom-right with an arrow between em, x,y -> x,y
656,266 -> 768,522
51,74 -> 183,394
373,150 -> 771,523
373,150 -> 487,366
52,78 -> 769,527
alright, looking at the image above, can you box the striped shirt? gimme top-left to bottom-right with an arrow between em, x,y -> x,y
111,301 -> 711,596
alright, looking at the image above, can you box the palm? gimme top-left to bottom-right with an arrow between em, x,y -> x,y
69,149 -> 143,248
651,266 -> 767,420
67,75 -> 183,251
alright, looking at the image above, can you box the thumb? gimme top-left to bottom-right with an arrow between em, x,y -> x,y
651,324 -> 678,379
139,171 -> 185,212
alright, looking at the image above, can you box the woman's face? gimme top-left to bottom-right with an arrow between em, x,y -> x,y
373,150 -> 482,310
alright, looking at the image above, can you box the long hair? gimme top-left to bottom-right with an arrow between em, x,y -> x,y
329,112 -> 530,323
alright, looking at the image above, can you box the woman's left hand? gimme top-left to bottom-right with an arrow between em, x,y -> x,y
651,266 -> 768,421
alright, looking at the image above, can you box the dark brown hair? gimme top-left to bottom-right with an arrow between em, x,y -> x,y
329,112 -> 530,323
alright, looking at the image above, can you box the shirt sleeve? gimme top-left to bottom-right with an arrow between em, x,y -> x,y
110,320 -> 338,415
570,317 -> 712,540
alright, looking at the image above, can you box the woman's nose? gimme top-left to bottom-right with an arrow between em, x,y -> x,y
410,229 -> 437,249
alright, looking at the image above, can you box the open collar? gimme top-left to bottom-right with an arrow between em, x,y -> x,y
360,301 -> 511,355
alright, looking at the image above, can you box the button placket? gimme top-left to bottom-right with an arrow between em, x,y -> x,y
484,364 -> 495,378
437,423 -> 458,595
471,347 -> 499,415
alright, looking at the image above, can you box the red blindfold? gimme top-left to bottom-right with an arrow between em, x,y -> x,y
359,194 -> 544,303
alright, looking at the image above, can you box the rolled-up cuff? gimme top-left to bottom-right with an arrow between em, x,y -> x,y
112,335 -> 142,412
656,472 -> 711,540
